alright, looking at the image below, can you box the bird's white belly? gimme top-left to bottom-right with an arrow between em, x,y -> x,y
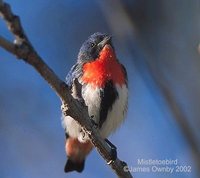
62,84 -> 128,142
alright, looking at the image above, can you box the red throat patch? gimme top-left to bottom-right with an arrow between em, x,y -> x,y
81,45 -> 125,88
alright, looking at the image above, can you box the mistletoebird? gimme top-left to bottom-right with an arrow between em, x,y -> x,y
61,32 -> 128,173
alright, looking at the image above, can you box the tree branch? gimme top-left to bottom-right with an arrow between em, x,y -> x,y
0,35 -> 15,54
0,1 -> 133,178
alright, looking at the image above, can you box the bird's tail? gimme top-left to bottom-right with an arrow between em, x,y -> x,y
64,159 -> 85,173
64,137 -> 93,173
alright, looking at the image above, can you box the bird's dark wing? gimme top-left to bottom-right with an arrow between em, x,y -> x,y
99,80 -> 119,128
66,63 -> 83,100
66,64 -> 80,86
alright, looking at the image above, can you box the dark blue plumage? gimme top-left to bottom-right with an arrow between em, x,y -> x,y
65,63 -> 81,87
78,32 -> 112,63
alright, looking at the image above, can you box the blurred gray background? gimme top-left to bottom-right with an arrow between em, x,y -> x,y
0,0 -> 199,178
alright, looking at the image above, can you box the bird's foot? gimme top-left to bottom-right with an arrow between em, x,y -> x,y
90,116 -> 99,129
105,138 -> 117,164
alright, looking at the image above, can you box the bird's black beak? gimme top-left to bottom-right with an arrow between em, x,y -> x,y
97,36 -> 112,49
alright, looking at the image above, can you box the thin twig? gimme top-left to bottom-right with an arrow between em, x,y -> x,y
0,1 -> 133,178
0,35 -> 15,54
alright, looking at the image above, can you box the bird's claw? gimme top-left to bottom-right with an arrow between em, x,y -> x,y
105,138 -> 117,164
90,116 -> 99,129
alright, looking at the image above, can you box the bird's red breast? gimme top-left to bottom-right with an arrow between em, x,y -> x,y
81,45 -> 125,88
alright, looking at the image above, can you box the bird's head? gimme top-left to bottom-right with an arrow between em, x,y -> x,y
77,33 -> 125,88
78,32 -> 115,63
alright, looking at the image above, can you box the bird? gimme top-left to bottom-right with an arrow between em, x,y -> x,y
61,32 -> 128,173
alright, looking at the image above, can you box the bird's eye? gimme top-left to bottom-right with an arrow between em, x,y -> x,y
91,43 -> 95,48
